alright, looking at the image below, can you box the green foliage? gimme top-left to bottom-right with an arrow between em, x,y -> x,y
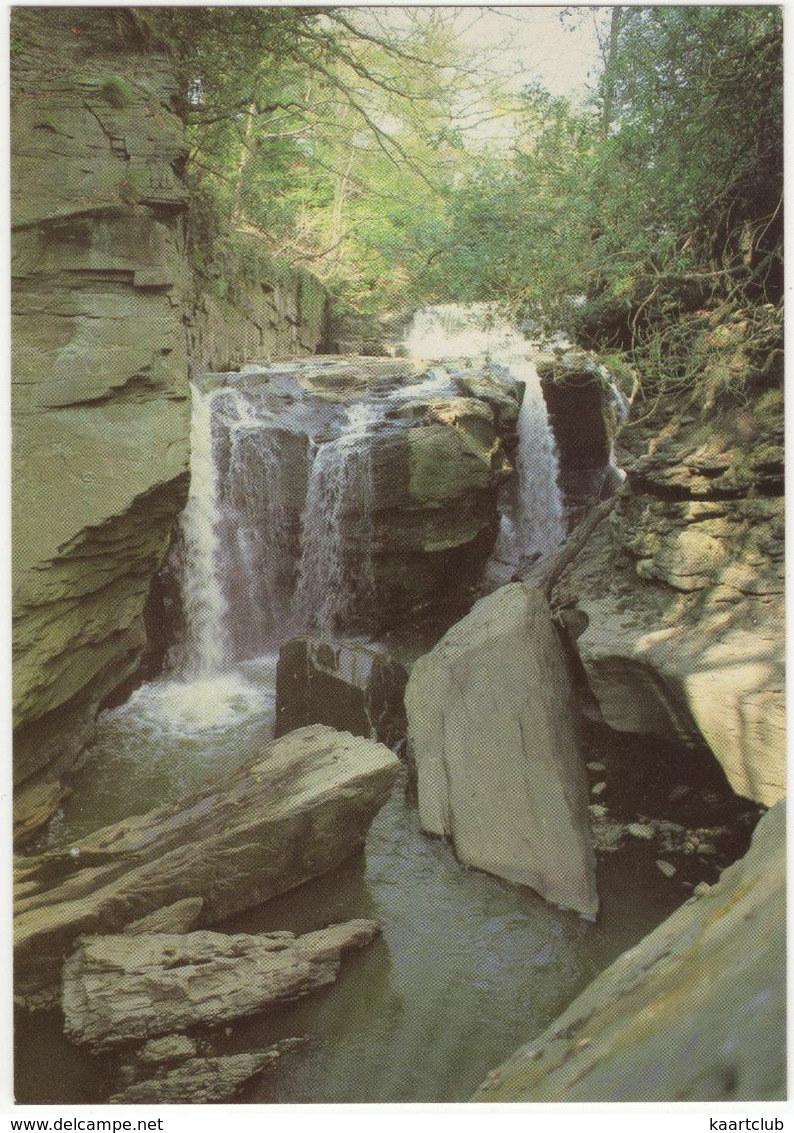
136,6 -> 473,312
134,4 -> 781,393
432,7 -> 782,396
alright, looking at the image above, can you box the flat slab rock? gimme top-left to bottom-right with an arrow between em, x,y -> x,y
15,724 -> 399,1004
110,1038 -> 307,1104
63,919 -> 381,1049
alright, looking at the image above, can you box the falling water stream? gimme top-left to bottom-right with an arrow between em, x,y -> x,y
294,401 -> 380,635
18,305 -> 684,1105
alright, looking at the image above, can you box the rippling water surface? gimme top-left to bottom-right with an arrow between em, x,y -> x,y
20,672 -> 682,1105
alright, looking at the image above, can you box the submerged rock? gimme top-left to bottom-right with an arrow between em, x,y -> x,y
63,920 -> 381,1048
473,800 -> 785,1102
110,1038 -> 306,1104
276,637 -> 408,746
405,583 -> 597,916
14,725 -> 399,1005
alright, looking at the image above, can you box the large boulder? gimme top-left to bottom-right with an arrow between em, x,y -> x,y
11,8 -> 192,834
551,364 -> 785,807
275,637 -> 407,747
63,920 -> 381,1048
473,800 -> 786,1102
405,583 -> 598,916
203,358 -> 521,641
14,724 -> 400,1006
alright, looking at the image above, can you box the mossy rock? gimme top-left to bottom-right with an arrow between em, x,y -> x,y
98,75 -> 135,109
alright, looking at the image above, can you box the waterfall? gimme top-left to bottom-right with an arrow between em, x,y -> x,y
294,401 -> 379,635
403,302 -> 529,360
403,303 -> 567,566
216,391 -> 299,658
178,384 -> 227,677
510,359 -> 567,560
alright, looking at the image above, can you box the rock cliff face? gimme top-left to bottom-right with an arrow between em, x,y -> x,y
550,328 -> 784,807
11,10 -> 332,842
11,8 -> 192,838
536,352 -> 625,524
186,236 -> 329,372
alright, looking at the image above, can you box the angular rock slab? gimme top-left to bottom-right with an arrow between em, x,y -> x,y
14,725 -> 399,1004
110,1038 -> 307,1104
63,920 -> 380,1048
405,583 -> 598,916
473,801 -> 786,1102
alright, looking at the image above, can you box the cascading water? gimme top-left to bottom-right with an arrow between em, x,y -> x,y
214,389 -> 300,658
510,359 -> 567,561
177,384 -> 227,677
294,400 -> 380,635
27,324 -> 695,1110
403,303 -> 567,572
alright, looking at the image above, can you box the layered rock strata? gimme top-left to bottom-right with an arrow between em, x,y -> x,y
63,920 -> 381,1048
11,7 -> 192,835
110,1040 -> 305,1105
405,583 -> 598,916
14,724 -> 400,1006
551,371 -> 785,806
473,800 -> 785,1102
11,9 -> 335,843
186,235 -> 329,371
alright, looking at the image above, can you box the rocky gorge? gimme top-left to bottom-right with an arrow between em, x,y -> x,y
11,6 -> 785,1108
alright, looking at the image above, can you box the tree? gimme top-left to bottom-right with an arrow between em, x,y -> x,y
431,4 -> 782,386
134,6 -> 478,310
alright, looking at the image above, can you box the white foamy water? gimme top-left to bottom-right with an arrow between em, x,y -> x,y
403,302 -> 531,360
177,385 -> 227,677
294,400 -> 381,634
403,303 -> 567,564
509,358 -> 567,559
105,671 -> 274,736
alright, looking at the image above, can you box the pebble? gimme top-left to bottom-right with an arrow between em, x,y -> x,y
591,781 -> 607,796
586,761 -> 606,773
656,859 -> 677,878
627,822 -> 654,840
588,804 -> 608,818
